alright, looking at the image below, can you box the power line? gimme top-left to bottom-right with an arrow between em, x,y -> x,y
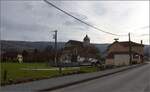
43,0 -> 125,36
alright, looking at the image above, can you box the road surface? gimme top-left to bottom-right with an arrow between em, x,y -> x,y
51,63 -> 150,92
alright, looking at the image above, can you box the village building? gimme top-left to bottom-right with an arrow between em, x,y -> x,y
105,40 -> 144,66
60,35 -> 100,64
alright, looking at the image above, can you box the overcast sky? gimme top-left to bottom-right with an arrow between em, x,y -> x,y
0,0 -> 149,44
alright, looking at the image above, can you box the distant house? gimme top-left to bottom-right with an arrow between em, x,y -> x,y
60,35 -> 99,64
105,40 -> 144,66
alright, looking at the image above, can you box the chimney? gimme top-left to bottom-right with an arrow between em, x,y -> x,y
141,40 -> 143,44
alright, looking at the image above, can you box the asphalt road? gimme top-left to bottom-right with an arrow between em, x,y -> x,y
51,63 -> 150,92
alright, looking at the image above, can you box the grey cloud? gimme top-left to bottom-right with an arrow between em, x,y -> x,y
120,8 -> 132,17
1,18 -> 49,32
59,11 -> 90,31
1,1 -> 148,44
94,7 -> 106,16
70,12 -> 88,20
140,34 -> 149,36
92,3 -> 107,16
133,25 -> 150,32
139,26 -> 150,30
64,20 -> 89,31
44,10 -> 90,34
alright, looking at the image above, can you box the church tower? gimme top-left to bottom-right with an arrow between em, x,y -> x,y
83,35 -> 90,46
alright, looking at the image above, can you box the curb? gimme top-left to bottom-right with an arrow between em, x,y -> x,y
39,64 -> 145,91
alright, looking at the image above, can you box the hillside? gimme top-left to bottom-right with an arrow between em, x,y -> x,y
0,40 -> 149,56
0,40 -> 108,53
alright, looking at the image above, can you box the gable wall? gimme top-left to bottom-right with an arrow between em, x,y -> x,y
108,43 -> 128,53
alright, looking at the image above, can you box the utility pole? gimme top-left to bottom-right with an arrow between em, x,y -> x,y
149,27 -> 150,61
54,30 -> 57,66
129,32 -> 132,65
53,30 -> 62,74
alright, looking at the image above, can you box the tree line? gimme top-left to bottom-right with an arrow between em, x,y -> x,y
1,45 -> 62,63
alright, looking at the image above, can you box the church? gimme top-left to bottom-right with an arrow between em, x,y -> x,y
60,35 -> 100,64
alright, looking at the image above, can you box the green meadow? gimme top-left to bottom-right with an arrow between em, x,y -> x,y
0,62 -> 98,85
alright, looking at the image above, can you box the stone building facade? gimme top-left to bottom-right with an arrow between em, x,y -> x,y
106,41 -> 144,66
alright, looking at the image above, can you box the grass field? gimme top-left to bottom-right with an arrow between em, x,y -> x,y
0,62 -> 98,85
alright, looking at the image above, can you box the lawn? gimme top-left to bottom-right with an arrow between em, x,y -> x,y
0,62 -> 98,85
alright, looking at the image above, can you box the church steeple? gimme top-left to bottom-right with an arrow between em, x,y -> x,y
84,35 -> 90,41
83,35 -> 90,46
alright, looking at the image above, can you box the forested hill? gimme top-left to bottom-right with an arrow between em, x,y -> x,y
1,40 -> 149,57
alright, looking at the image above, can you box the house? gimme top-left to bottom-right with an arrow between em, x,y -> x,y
105,40 -> 144,66
60,35 -> 100,64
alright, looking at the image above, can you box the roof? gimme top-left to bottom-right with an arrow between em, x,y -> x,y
65,40 -> 83,46
119,41 -> 144,47
107,41 -> 144,51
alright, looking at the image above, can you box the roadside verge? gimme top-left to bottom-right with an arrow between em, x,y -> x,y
40,64 -> 145,91
0,64 -> 146,92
